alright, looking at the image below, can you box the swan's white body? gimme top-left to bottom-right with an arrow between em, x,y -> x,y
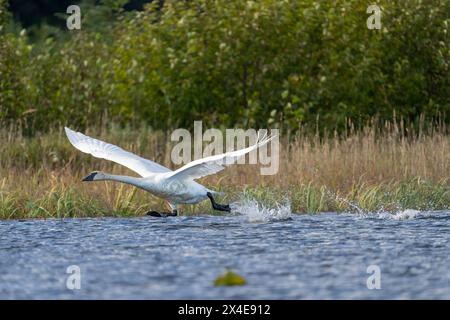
65,127 -> 274,212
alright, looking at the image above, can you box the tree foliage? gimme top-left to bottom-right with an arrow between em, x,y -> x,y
0,0 -> 449,134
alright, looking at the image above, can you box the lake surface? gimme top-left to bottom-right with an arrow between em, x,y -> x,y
0,205 -> 449,299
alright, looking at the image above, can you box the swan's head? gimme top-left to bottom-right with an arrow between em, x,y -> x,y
82,171 -> 105,181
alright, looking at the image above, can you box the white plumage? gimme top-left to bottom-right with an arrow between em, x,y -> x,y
65,127 -> 275,215
65,128 -> 170,176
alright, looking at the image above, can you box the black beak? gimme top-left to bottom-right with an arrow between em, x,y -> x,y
82,172 -> 97,182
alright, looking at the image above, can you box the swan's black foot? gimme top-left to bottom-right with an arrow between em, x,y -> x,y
146,210 -> 163,217
146,210 -> 178,217
206,192 -> 231,212
167,210 -> 178,217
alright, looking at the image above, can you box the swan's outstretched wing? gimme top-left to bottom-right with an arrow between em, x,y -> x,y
65,127 -> 171,177
166,133 -> 276,181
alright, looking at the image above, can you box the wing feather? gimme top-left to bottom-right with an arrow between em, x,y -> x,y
65,127 -> 171,177
166,133 -> 276,181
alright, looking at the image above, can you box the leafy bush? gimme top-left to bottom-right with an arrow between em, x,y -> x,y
0,0 -> 449,133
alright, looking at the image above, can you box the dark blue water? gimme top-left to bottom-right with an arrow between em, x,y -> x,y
0,209 -> 449,299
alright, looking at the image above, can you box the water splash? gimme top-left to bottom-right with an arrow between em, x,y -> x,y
230,197 -> 292,223
325,189 -> 366,214
325,189 -> 430,220
370,209 -> 429,220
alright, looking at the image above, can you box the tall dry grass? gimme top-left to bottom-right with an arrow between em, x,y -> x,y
0,121 -> 448,219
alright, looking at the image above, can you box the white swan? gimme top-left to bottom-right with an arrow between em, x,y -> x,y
64,127 -> 275,217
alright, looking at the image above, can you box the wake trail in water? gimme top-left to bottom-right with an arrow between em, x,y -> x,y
230,197 -> 292,223
325,189 -> 438,220
367,209 -> 433,220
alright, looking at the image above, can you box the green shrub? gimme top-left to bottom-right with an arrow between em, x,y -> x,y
0,0 -> 449,133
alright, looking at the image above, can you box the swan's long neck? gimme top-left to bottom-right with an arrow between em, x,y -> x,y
97,173 -> 144,188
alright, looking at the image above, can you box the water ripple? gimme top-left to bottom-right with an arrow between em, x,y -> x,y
0,210 -> 449,299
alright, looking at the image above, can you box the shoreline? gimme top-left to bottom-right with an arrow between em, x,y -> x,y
0,180 -> 448,220
0,126 -> 448,219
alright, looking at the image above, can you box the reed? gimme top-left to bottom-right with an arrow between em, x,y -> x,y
0,121 -> 448,219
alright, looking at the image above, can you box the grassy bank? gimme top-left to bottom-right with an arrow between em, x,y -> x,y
0,121 -> 448,219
